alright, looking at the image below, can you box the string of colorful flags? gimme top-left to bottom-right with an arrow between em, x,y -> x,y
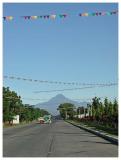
3,75 -> 118,86
3,10 -> 118,21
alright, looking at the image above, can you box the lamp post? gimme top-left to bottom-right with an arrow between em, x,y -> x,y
65,110 -> 67,119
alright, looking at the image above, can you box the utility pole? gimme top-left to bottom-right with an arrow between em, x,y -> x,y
91,106 -> 92,116
65,110 -> 67,119
84,108 -> 86,117
78,108 -> 81,118
79,108 -> 80,115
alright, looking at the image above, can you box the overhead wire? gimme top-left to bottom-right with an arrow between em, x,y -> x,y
3,75 -> 118,86
33,83 -> 117,93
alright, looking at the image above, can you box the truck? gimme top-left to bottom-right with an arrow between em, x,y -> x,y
38,115 -> 51,124
38,117 -> 45,124
43,115 -> 52,124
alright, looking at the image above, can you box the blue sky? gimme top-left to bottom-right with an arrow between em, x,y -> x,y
3,3 -> 118,104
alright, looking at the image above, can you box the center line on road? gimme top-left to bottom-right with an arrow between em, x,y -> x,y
47,134 -> 55,157
47,124 -> 55,157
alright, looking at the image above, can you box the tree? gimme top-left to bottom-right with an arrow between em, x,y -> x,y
104,97 -> 109,115
57,103 -> 76,119
112,99 -> 118,128
87,104 -> 92,117
3,87 -> 21,124
39,109 -> 50,117
91,97 -> 101,120
77,107 -> 84,115
3,87 -> 50,124
113,99 -> 118,116
99,102 -> 104,122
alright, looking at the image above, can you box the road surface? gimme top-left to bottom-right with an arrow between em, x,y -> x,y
3,120 -> 118,157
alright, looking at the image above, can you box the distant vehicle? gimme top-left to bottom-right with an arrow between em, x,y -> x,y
43,115 -> 52,124
38,117 -> 45,124
39,120 -> 45,124
38,115 -> 51,124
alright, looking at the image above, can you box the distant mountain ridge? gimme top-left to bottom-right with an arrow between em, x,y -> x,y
35,94 -> 88,115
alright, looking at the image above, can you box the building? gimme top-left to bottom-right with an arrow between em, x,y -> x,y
12,115 -> 19,124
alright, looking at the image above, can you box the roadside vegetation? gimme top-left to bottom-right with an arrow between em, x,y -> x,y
57,97 -> 118,136
3,87 -> 50,126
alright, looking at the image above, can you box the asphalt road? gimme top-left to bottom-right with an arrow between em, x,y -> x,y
3,120 -> 118,157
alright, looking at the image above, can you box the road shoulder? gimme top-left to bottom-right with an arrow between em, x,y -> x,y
66,120 -> 118,145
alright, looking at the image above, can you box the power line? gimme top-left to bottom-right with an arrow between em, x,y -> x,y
34,86 -> 95,93
34,83 -> 117,93
3,75 -> 118,86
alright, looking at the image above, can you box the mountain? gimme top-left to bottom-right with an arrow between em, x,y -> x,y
35,94 -> 88,115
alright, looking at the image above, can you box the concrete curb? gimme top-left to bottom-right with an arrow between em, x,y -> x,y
67,121 -> 118,145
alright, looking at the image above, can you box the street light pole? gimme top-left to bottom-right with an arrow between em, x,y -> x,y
65,110 -> 67,119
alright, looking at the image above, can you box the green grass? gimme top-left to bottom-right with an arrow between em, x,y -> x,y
67,119 -> 118,136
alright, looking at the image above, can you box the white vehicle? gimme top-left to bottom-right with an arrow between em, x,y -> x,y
38,115 -> 52,124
